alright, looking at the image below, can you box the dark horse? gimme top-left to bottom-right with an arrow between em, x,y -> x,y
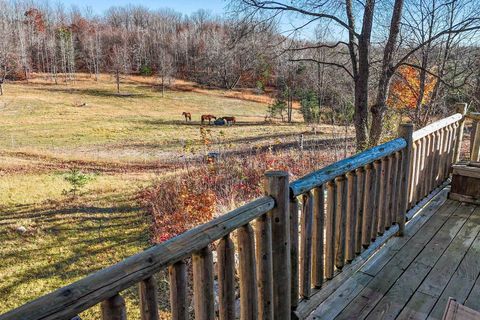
223,116 -> 236,125
182,112 -> 192,122
201,114 -> 216,125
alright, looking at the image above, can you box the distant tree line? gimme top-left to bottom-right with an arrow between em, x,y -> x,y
1,0 -> 480,147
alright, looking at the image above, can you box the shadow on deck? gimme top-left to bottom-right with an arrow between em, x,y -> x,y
308,186 -> 480,320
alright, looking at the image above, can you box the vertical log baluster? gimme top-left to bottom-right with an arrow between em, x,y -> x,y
471,117 -> 480,161
139,276 -> 159,320
390,152 -> 400,227
192,247 -> 215,320
345,172 -> 357,262
218,235 -> 236,320
426,132 -> 436,194
408,141 -> 418,208
385,154 -> 394,229
300,191 -> 313,298
289,197 -> 299,309
398,124 -> 414,236
238,224 -> 258,320
101,294 -> 127,320
453,103 -> 467,163
361,164 -> 373,248
414,139 -> 424,205
447,124 -> 456,172
439,127 -> 449,181
169,261 -> 187,320
334,176 -> 347,270
433,129 -> 443,187
371,161 -> 381,241
421,135 -> 431,198
325,181 -> 336,280
312,186 -> 325,287
256,213 -> 273,320
354,168 -> 365,254
444,124 -> 453,178
377,157 -> 388,235
264,171 -> 290,320
394,151 -> 403,224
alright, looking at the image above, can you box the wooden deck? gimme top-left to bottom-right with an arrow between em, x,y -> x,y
309,187 -> 480,320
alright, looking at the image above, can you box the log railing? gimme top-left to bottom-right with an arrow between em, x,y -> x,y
407,103 -> 466,209
0,105 -> 468,320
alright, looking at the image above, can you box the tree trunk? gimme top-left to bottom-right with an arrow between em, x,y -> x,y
369,0 -> 404,146
353,0 -> 376,151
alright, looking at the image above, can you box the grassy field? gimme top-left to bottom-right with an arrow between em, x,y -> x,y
0,74 -> 345,318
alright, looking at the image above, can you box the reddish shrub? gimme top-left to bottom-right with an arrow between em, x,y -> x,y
139,146 -> 352,243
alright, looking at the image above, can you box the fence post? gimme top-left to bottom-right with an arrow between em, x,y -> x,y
470,113 -> 480,162
101,294 -> 127,320
398,123 -> 414,237
264,171 -> 291,320
453,103 -> 468,163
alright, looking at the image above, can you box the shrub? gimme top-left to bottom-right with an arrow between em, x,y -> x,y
139,146 -> 353,243
63,169 -> 95,197
266,98 -> 287,122
139,65 -> 153,76
300,91 -> 321,123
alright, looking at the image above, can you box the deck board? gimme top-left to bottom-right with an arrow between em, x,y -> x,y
308,188 -> 480,320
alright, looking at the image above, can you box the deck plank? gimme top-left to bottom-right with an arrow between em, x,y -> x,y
393,205 -> 480,320
363,204 -> 475,320
426,220 -> 480,319
296,189 -> 451,319
465,275 -> 480,312
334,199 -> 461,320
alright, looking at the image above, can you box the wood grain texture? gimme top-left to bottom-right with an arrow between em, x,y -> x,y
334,176 -> 347,269
169,261 -> 187,320
300,191 -> 314,297
361,164 -> 374,247
354,168 -> 365,254
264,171 -> 291,319
217,235 -> 236,320
345,172 -> 357,262
255,214 -> 274,320
398,124 -> 413,236
238,224 -> 258,320
192,247 -> 215,320
101,294 -> 127,320
289,197 -> 299,308
325,181 -> 336,280
139,276 -> 159,320
312,186 -> 325,288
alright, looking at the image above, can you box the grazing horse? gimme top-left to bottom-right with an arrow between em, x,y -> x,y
201,114 -> 216,125
182,112 -> 192,122
223,116 -> 236,125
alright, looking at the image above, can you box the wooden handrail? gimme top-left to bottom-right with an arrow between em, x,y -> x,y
412,113 -> 463,141
289,138 -> 407,197
0,196 -> 275,320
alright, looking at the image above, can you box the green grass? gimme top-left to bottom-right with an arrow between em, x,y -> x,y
0,74 -> 340,318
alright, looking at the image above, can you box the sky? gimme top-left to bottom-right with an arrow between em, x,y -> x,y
59,0 -> 227,16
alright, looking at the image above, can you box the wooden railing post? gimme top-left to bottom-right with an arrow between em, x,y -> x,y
264,171 -> 291,320
398,123 -> 414,236
101,294 -> 127,320
453,103 -> 467,163
470,113 -> 480,161
139,276 -> 159,320
169,261 -> 188,320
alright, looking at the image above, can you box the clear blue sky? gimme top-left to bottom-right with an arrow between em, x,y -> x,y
61,0 -> 227,15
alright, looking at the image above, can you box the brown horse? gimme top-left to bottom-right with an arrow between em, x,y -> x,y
201,114 -> 216,125
223,116 -> 236,125
182,112 -> 192,122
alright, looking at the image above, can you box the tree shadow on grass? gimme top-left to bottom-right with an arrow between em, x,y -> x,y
38,87 -> 150,98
